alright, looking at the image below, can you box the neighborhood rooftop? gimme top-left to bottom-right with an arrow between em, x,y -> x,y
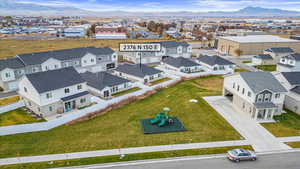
115,63 -> 162,78
240,72 -> 287,93
197,55 -> 234,66
264,47 -> 294,53
282,53 -> 300,61
80,71 -> 130,91
291,86 -> 300,95
281,72 -> 300,85
26,67 -> 85,93
254,54 -> 273,60
220,35 -> 300,43
163,57 -> 200,68
0,57 -> 25,71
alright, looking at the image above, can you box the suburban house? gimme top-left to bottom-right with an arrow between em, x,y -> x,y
223,72 -> 287,121
263,47 -> 294,62
197,55 -> 236,73
95,26 -> 127,39
162,56 -> 202,73
63,27 -> 86,38
252,54 -> 274,65
276,53 -> 300,72
121,41 -> 192,64
80,71 -> 134,99
0,47 -> 117,91
113,63 -> 164,83
18,67 -> 91,118
273,72 -> 300,114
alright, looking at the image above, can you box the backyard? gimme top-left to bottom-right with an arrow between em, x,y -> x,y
0,108 -> 45,127
262,109 -> 300,137
255,65 -> 277,72
0,76 -> 241,158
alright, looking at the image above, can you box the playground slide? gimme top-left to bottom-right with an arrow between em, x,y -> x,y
158,119 -> 167,127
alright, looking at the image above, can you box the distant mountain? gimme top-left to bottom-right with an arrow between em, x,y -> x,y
0,1 -> 299,17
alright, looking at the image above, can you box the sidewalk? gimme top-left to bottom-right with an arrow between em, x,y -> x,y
0,140 -> 249,166
204,96 -> 291,152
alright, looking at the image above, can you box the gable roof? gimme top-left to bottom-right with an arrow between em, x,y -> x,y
281,53 -> 300,61
80,71 -> 130,91
163,57 -> 200,68
0,58 -> 25,71
197,55 -> 234,66
291,86 -> 300,95
240,72 -> 287,93
281,72 -> 300,86
264,47 -> 294,53
18,47 -> 114,66
253,54 -> 273,60
115,64 -> 162,78
26,67 -> 85,93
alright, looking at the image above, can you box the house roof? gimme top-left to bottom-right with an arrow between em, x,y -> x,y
80,71 -> 130,91
253,54 -> 273,60
281,53 -> 300,61
240,72 -> 287,93
264,47 -> 294,53
163,57 -> 200,68
26,67 -> 85,94
197,55 -> 234,66
0,58 -> 25,71
291,86 -> 300,95
61,91 -> 89,102
254,102 -> 277,109
115,63 -> 162,78
18,47 -> 114,66
281,72 -> 300,85
220,35 -> 300,43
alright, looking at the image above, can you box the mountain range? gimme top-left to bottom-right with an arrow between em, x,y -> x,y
0,0 -> 300,17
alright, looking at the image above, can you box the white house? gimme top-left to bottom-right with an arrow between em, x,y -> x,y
277,53 -> 300,72
0,58 -> 25,91
223,72 -> 287,121
18,67 -> 91,118
263,47 -> 294,62
197,55 -> 236,73
162,56 -> 202,73
252,54 -> 274,65
80,71 -> 134,99
113,63 -> 164,84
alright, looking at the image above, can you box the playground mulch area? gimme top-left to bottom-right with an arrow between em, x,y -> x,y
140,117 -> 187,134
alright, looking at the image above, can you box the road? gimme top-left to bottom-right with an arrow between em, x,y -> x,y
56,151 -> 300,169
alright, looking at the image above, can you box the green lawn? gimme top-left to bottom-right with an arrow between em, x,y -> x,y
0,76 -> 241,158
2,145 -> 253,169
112,87 -> 141,97
262,109 -> 300,137
235,67 -> 249,72
0,96 -> 20,106
242,60 -> 252,64
0,108 -> 45,127
286,142 -> 300,148
255,65 -> 276,72
149,77 -> 172,86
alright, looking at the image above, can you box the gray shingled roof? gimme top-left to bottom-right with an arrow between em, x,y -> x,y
26,67 -> 85,93
281,72 -> 300,85
282,53 -> 300,61
80,71 -> 130,91
61,91 -> 89,102
18,47 -> 114,66
264,47 -> 294,53
0,58 -> 25,71
240,72 -> 287,93
115,64 -> 162,78
291,86 -> 300,95
197,55 -> 234,66
254,54 -> 273,60
163,57 -> 200,68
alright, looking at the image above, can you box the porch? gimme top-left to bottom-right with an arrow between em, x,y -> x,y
253,102 -> 278,122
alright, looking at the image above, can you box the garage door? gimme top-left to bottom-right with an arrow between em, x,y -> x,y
8,81 -> 18,90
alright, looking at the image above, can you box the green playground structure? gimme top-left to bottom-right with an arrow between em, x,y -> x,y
150,107 -> 173,127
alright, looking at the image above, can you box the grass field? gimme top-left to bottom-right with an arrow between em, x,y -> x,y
235,67 -> 249,72
0,108 -> 45,127
149,77 -> 172,86
2,145 -> 252,169
0,76 -> 241,158
0,96 -> 20,106
255,65 -> 276,72
262,109 -> 300,137
112,87 -> 141,97
0,39 -> 167,58
286,142 -> 300,148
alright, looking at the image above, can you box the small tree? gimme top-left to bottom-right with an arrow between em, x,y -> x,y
234,49 -> 243,57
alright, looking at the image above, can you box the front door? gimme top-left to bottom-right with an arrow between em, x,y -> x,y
65,102 -> 72,112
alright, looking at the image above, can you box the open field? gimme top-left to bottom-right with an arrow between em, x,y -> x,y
0,96 -> 19,106
0,108 -> 45,127
0,39 -> 167,59
0,76 -> 241,158
262,109 -> 300,137
2,145 -> 253,169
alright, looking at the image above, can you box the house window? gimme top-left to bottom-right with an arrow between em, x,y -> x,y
247,92 -> 251,97
28,101 -> 31,106
64,88 -> 70,93
54,65 -> 58,68
24,87 -> 27,92
38,108 -> 40,112
242,88 -> 245,94
80,98 -> 86,103
98,57 -> 102,61
237,85 -> 240,91
91,59 -> 94,62
75,61 -> 79,65
275,93 -> 280,99
5,72 -> 10,78
242,102 -> 245,109
84,60 -> 87,63
46,92 -> 52,99
77,85 -> 82,90
265,93 -> 271,102
32,67 -> 36,72
257,94 -> 263,102
233,83 -> 235,89
150,76 -> 154,80
45,66 -> 48,70
49,106 -> 52,111
158,73 -> 161,78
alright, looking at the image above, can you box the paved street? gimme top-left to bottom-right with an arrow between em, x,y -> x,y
54,151 -> 300,169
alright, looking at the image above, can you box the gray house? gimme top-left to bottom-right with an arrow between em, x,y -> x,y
277,53 -> 300,72
162,56 -> 202,73
0,47 -> 117,91
197,55 -> 235,73
80,71 -> 134,99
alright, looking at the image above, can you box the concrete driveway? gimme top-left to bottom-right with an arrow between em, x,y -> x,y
204,96 -> 291,152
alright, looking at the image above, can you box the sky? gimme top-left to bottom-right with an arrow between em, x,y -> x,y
16,0 -> 300,12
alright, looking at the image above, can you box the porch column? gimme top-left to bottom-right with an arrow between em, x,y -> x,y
253,109 -> 258,120
263,109 -> 268,120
